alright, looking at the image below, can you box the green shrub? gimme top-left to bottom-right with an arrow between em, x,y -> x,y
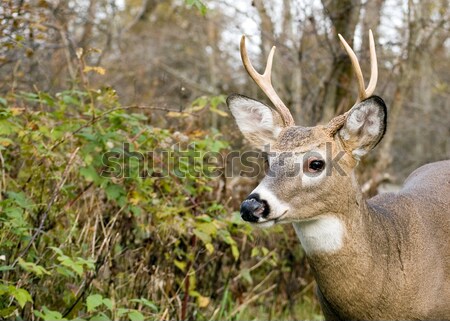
0,88 -> 321,320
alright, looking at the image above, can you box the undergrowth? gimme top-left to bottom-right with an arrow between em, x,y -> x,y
0,87 -> 322,320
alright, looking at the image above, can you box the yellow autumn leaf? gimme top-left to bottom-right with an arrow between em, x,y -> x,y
210,107 -> 228,117
197,295 -> 210,308
10,107 -> 25,116
129,191 -> 141,205
173,259 -> 186,271
83,66 -> 106,75
205,243 -> 214,254
167,111 -> 189,118
189,130 -> 206,138
0,138 -> 13,147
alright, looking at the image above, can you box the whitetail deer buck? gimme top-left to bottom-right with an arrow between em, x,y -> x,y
227,31 -> 450,320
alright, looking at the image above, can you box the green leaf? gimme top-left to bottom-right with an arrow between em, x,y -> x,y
0,265 -> 14,272
173,259 -> 186,272
0,284 -> 8,295
0,97 -> 7,106
72,263 -> 84,276
102,298 -> 113,310
116,308 -> 129,317
205,243 -> 214,254
231,244 -> 239,261
80,166 -> 101,184
194,0 -> 207,15
251,247 -> 260,257
184,0 -> 207,15
76,257 -> 96,271
86,294 -> 103,312
38,92 -> 56,107
18,258 -> 50,276
7,191 -> 32,208
49,246 -> 64,256
195,214 -> 212,222
0,119 -> 19,135
193,229 -> 211,244
105,184 -> 125,201
240,268 -> 253,284
59,257 -> 84,276
210,95 -> 226,108
141,299 -> 158,312
130,298 -> 158,312
128,310 -> 145,321
18,91 -> 39,102
196,221 -> 217,236
218,229 -> 236,246
56,265 -> 75,278
0,306 -> 16,318
10,287 -> 33,308
89,312 -> 110,321
62,94 -> 80,106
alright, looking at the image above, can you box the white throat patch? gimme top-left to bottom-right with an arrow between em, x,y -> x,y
292,216 -> 344,255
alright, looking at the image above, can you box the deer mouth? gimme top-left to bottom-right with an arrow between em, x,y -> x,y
251,210 -> 289,227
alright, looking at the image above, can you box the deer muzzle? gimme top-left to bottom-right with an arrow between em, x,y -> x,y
240,194 -> 269,223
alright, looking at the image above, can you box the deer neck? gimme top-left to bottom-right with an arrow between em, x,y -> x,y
292,199 -> 371,260
292,173 -> 369,257
292,179 -> 379,317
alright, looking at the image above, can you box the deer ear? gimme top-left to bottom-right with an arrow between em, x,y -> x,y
227,94 -> 283,150
338,96 -> 387,159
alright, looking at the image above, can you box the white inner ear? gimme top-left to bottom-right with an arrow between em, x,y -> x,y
344,106 -> 381,137
228,96 -> 282,139
339,101 -> 383,159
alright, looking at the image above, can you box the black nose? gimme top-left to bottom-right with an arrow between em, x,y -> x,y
240,194 -> 269,222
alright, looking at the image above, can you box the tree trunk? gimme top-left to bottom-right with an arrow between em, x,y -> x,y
317,0 -> 362,123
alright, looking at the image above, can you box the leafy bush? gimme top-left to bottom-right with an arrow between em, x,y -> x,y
0,88 -> 321,320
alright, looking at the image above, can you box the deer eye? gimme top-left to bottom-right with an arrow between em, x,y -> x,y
307,158 -> 325,172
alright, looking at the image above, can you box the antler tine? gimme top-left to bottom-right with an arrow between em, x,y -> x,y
240,35 -> 295,127
338,30 -> 378,103
365,30 -> 378,97
338,33 -> 366,102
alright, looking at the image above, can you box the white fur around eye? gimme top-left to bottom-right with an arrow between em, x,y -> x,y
300,150 -> 327,188
302,167 -> 327,187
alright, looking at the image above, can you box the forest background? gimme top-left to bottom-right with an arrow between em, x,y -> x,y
0,0 -> 448,320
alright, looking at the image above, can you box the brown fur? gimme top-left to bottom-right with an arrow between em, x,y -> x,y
270,127 -> 450,319
306,160 -> 450,320
228,93 -> 449,320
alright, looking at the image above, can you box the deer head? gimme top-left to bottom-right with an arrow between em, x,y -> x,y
227,31 -> 386,229
227,32 -> 450,320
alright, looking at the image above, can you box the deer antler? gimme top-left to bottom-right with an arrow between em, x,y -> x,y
338,29 -> 378,103
325,31 -> 378,136
240,35 -> 295,127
